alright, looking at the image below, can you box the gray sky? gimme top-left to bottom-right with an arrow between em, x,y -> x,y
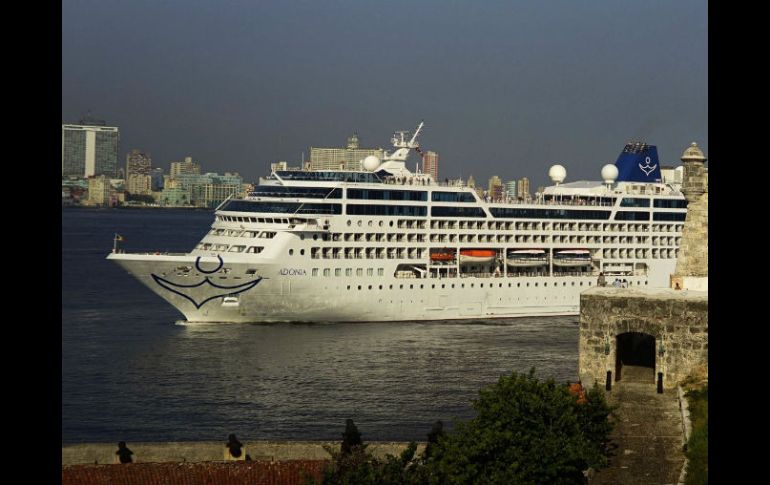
62,0 -> 707,189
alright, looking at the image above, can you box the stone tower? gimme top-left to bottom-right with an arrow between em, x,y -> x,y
671,142 -> 708,290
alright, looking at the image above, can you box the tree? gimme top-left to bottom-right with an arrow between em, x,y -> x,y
341,418 -> 363,455
424,369 -> 613,485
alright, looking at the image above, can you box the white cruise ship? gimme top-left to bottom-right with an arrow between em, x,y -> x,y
108,123 -> 689,323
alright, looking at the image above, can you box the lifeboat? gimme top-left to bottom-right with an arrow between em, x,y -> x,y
553,249 -> 592,267
459,249 -> 496,264
430,249 -> 456,262
506,249 -> 548,268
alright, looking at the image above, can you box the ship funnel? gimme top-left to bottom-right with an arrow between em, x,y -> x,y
613,142 -> 661,182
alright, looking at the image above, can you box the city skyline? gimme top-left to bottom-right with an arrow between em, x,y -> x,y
62,0 -> 707,189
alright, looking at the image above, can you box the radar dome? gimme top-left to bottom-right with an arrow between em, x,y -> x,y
362,155 -> 381,171
601,164 -> 619,184
548,164 -> 567,184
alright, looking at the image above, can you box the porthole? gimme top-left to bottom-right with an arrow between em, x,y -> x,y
289,249 -> 294,255
368,221 -> 373,227
389,221 -> 394,227
379,285 -> 383,290
300,249 -> 305,255
368,285 -> 372,290
357,221 -> 362,227
347,220 -> 352,226
357,285 -> 362,290
379,221 -> 384,227
313,234 -> 318,240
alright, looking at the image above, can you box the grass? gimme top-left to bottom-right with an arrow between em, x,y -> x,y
684,384 -> 707,485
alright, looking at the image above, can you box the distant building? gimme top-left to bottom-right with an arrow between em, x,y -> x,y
126,149 -> 152,178
423,151 -> 439,180
309,133 -> 384,171
150,168 -> 164,191
271,161 -> 289,172
86,175 -> 114,206
660,165 -> 684,186
488,175 -> 503,201
505,180 -> 517,199
169,172 -> 244,208
518,177 -> 531,201
127,174 -> 153,195
62,122 -> 120,178
170,156 -> 201,176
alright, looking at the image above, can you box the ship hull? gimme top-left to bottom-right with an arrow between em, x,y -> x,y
108,253 -> 675,323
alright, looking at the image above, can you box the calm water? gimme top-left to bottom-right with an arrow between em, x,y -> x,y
62,208 -> 580,443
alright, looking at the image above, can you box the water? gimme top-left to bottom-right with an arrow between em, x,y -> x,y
62,208 -> 580,443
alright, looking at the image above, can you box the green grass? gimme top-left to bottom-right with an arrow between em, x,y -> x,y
684,384 -> 707,485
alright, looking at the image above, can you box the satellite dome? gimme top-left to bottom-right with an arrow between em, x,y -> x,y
601,164 -> 619,184
548,164 -> 567,184
362,155 -> 381,171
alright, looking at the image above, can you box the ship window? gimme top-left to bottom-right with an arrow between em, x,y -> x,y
289,249 -> 294,255
229,246 -> 246,252
300,249 -> 305,256
323,268 -> 330,277
410,285 -> 414,289
347,220 -> 352,226
246,246 -> 263,253
312,268 -> 318,276
379,285 -> 383,290
358,285 -> 362,290
389,285 -> 393,289
368,285 -> 372,290
357,269 -> 363,276
348,189 -> 428,201
378,268 -> 384,276
347,285 -> 350,290
347,204 -> 428,217
400,285 -> 403,289
367,268 -> 374,276
245,269 -> 257,275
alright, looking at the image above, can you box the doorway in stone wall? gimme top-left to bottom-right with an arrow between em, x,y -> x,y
615,332 -> 656,383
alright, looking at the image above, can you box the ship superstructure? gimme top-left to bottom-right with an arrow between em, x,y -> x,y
108,124 -> 690,323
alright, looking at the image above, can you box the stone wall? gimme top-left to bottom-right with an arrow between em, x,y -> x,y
62,440 -> 425,466
579,288 -> 708,389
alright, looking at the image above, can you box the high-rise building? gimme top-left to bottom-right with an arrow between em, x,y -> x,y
126,149 -> 152,178
423,151 -> 439,180
170,156 -> 201,176
309,133 -> 384,171
150,168 -> 165,191
518,177 -> 531,201
488,175 -> 503,201
86,175 -> 115,206
62,123 -> 120,178
505,180 -> 517,200
127,174 -> 153,195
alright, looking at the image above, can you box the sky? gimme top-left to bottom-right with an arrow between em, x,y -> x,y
62,0 -> 707,189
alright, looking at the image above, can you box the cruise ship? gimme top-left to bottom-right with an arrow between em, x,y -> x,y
108,123 -> 689,323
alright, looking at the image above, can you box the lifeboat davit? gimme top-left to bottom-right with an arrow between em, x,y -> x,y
459,249 -> 496,264
430,249 -> 456,262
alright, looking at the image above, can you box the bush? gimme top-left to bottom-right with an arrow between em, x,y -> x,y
424,369 -> 613,485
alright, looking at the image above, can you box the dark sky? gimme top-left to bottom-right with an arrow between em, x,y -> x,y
62,0 -> 707,189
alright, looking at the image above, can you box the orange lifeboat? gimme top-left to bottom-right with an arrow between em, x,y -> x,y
459,249 -> 496,264
430,249 -> 456,261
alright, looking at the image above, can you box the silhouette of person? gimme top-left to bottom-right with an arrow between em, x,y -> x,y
597,272 -> 606,287
225,434 -> 244,460
115,441 -> 133,464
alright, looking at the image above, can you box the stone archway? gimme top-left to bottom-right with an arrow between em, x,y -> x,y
615,332 -> 655,383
